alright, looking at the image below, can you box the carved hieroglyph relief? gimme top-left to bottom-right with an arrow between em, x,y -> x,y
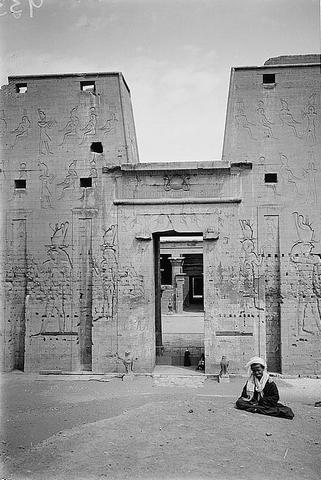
37,108 -> 57,155
278,153 -> 301,196
302,152 -> 318,205
256,100 -> 277,139
265,151 -> 317,202
90,158 -> 98,185
279,99 -> 301,138
264,216 -> 277,246
235,100 -> 256,139
163,174 -> 190,191
262,215 -> 281,371
11,163 -> 28,200
302,93 -> 317,144
38,160 -> 55,209
28,222 -> 73,334
57,160 -> 78,199
10,112 -> 31,148
239,219 -> 264,310
119,265 -> 144,301
79,106 -> 97,145
93,226 -> 145,323
99,110 -> 118,135
59,106 -> 81,145
93,225 -> 118,322
78,159 -> 100,209
5,219 -> 27,367
290,212 -> 321,335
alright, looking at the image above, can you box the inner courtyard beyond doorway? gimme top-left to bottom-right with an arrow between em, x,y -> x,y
158,236 -> 204,368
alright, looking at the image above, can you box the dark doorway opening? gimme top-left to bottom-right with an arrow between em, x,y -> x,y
155,232 -> 204,368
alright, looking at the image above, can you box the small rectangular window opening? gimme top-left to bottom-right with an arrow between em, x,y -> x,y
80,177 -> 92,188
263,74 -> 275,84
90,142 -> 103,153
265,173 -> 278,183
16,83 -> 27,93
15,179 -> 26,189
80,81 -> 96,93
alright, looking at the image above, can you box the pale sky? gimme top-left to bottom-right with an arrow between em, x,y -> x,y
0,0 -> 319,162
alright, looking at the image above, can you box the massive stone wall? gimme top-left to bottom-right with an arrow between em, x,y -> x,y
0,73 -> 139,372
1,57 -> 320,375
222,60 -> 321,374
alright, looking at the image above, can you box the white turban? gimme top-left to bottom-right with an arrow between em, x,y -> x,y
244,356 -> 269,400
245,356 -> 267,370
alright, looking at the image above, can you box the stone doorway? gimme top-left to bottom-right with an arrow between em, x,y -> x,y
155,232 -> 204,369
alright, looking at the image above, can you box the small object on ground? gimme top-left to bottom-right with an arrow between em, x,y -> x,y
283,448 -> 288,459
314,401 -> 321,407
219,355 -> 230,383
184,348 -> 191,367
196,353 -> 205,371
116,351 -> 135,374
188,409 -> 194,413
265,432 -> 272,436
219,355 -> 229,375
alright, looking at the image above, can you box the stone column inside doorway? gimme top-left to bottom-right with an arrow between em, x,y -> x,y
175,273 -> 186,314
169,256 -> 184,313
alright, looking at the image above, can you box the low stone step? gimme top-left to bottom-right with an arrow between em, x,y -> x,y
152,374 -> 206,388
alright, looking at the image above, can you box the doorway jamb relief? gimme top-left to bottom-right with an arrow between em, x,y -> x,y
203,232 -> 220,371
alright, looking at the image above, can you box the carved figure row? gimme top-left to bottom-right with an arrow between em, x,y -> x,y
259,152 -> 318,204
3,105 -> 119,153
238,212 -> 321,337
235,94 -> 318,143
14,157 -> 100,209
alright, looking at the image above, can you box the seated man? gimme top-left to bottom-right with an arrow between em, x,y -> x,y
236,356 -> 294,420
196,353 -> 205,371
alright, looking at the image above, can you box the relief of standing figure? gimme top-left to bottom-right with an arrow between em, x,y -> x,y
38,109 -> 56,155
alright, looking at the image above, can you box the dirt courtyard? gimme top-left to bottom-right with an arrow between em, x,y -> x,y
1,372 -> 320,480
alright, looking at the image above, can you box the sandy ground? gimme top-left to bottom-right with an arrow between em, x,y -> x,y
1,372 -> 320,480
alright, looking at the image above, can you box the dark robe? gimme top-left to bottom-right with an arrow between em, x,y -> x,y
184,349 -> 191,367
236,379 -> 294,419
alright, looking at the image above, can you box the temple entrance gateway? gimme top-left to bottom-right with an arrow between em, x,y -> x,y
156,234 -> 204,367
2,57 -> 319,375
113,163 -> 258,375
